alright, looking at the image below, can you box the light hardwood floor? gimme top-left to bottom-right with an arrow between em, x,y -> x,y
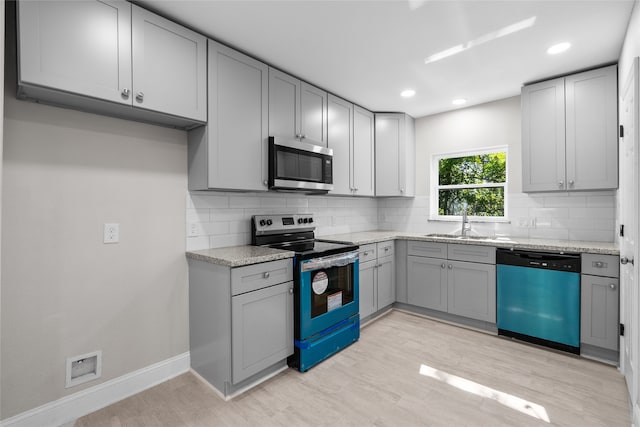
75,310 -> 630,426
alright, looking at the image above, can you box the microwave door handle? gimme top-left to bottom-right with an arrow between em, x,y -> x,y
301,252 -> 359,271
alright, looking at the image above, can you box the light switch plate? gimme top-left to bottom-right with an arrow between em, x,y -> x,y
104,223 -> 119,243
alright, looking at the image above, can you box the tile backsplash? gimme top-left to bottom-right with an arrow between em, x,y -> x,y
187,190 -> 616,250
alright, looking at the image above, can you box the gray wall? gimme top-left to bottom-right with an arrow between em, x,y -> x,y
1,93 -> 189,418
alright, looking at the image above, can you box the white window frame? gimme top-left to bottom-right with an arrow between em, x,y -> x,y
430,146 -> 508,222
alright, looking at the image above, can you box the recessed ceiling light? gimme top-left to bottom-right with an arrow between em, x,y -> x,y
401,89 -> 416,98
547,42 -> 571,55
452,98 -> 467,106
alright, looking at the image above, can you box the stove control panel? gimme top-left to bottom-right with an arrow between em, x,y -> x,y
253,214 -> 315,234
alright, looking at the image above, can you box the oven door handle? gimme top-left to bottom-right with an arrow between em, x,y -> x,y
301,251 -> 359,272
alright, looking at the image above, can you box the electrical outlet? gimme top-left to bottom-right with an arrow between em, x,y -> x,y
104,223 -> 119,243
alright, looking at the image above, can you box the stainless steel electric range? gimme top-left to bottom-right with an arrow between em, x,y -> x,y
252,213 -> 360,372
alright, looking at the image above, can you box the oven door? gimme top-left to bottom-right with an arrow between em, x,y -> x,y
298,251 -> 359,339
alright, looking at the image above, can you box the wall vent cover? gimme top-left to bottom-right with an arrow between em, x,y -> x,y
66,350 -> 102,388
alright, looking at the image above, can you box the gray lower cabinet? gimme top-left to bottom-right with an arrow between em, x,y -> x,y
189,258 -> 293,396
231,281 -> 293,383
407,241 -> 496,323
407,255 -> 448,312
358,241 -> 395,320
581,254 -> 620,354
447,260 -> 496,323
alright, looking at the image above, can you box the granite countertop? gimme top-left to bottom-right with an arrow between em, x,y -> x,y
187,231 -> 619,267
186,245 -> 295,267
320,231 -> 620,255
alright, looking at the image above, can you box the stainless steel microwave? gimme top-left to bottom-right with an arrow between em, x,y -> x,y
268,137 -> 333,193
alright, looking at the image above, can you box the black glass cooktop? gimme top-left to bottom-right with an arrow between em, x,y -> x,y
268,240 -> 358,259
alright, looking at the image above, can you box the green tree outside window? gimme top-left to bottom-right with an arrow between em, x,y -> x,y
437,152 -> 507,217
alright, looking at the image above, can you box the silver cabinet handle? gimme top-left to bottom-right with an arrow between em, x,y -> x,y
558,180 -> 564,188
121,88 -> 130,98
136,91 -> 144,102
400,188 -> 405,194
441,263 -> 446,269
621,257 -> 635,265
384,247 -> 390,252
363,251 -> 369,256
593,261 -> 605,268
448,264 -> 453,270
568,179 -> 575,187
263,180 -> 268,186
263,272 -> 270,279
289,287 -> 294,294
610,284 -> 617,290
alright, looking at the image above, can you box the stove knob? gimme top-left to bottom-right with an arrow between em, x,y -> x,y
298,218 -> 303,224
259,220 -> 266,226
303,218 -> 308,224
266,219 -> 273,226
309,218 -> 314,223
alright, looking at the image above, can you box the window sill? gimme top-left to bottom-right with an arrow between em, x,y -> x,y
428,216 -> 511,224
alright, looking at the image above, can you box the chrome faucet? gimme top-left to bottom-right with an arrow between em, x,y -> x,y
461,210 -> 471,237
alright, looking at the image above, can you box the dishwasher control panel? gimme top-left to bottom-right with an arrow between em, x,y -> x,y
496,248 -> 581,272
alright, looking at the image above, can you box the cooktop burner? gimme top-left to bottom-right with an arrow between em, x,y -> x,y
251,214 -> 357,258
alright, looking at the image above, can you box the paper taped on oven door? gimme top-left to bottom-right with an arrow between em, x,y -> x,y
312,271 -> 329,295
327,291 -> 343,311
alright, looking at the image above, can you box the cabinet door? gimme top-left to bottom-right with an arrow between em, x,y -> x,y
407,256 -> 447,312
566,65 -> 618,190
300,82 -> 328,146
207,41 -> 268,191
581,275 -> 619,351
353,106 -> 375,196
328,95 -> 353,195
18,0 -> 132,105
521,78 -> 566,192
131,5 -> 207,121
269,68 -> 300,140
375,114 -> 402,196
377,255 -> 395,309
447,261 -> 496,323
359,260 -> 377,320
231,281 -> 293,384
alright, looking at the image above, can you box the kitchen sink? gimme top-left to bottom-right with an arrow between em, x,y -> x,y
424,233 -> 511,242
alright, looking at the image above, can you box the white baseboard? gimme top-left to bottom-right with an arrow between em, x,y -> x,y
0,352 -> 190,427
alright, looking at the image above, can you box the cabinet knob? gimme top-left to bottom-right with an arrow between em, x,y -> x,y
121,88 -> 130,98
136,91 -> 144,102
263,272 -> 270,279
363,251 -> 369,256
558,180 -> 564,188
400,188 -> 405,194
610,283 -> 617,290
448,264 -> 453,270
621,257 -> 635,266
441,263 -> 446,269
263,180 -> 268,186
385,247 -> 389,252
568,179 -> 575,187
289,287 -> 294,294
593,261 -> 606,268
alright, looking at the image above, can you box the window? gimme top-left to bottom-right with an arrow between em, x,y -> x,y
432,147 -> 507,220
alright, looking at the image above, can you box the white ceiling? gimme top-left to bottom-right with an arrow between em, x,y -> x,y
138,0 -> 635,118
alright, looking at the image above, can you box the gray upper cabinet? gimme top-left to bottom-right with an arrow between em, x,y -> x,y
328,96 -> 375,196
188,40 -> 269,191
269,68 -> 328,146
328,95 -> 354,195
131,5 -> 207,122
17,0 -> 206,128
375,113 -> 415,197
522,65 -> 618,192
353,106 -> 375,196
18,0 -> 132,106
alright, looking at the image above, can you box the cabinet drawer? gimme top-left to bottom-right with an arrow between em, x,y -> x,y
582,254 -> 619,278
408,241 -> 447,258
447,244 -> 496,264
377,240 -> 394,257
231,259 -> 293,295
359,244 -> 377,263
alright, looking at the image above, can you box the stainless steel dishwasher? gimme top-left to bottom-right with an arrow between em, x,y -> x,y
496,248 -> 581,354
